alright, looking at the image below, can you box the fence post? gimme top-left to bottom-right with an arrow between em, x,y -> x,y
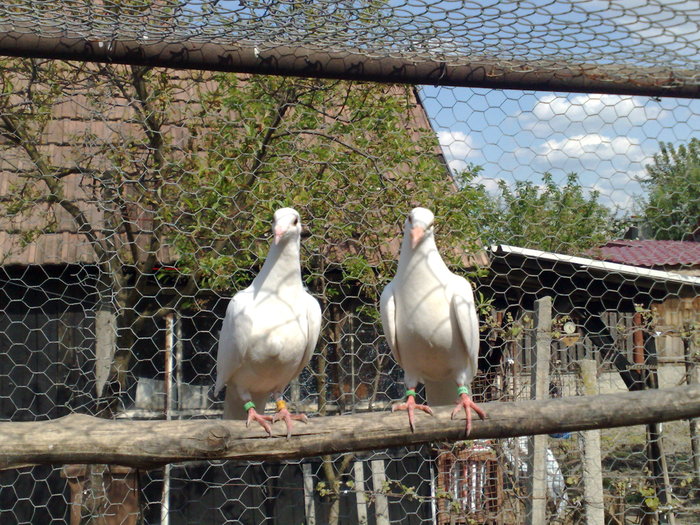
302,462 -> 316,525
526,296 -> 551,525
371,459 -> 390,525
161,313 -> 175,525
576,359 -> 605,525
353,460 -> 369,524
684,329 -> 700,483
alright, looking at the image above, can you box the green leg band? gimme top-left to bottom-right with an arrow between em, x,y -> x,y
457,386 -> 470,396
405,389 -> 417,398
243,401 -> 256,411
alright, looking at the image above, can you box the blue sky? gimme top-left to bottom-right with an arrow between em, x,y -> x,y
405,0 -> 700,214
420,87 -> 700,214
176,0 -> 700,216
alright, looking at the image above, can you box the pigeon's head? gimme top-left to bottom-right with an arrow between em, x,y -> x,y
273,207 -> 302,245
406,207 -> 435,249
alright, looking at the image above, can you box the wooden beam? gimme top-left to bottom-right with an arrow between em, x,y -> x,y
684,332 -> 700,483
2,384 -> 700,471
371,459 -> 390,525
0,22 -> 699,99
526,296 -> 551,525
576,359 -> 605,525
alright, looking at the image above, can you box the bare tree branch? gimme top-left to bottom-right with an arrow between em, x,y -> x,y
245,93 -> 294,187
0,113 -> 111,267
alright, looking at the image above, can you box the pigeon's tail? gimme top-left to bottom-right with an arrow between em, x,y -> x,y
424,380 -> 460,407
223,389 -> 268,420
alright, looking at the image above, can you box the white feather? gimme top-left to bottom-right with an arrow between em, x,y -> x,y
380,207 -> 479,406
215,208 -> 322,420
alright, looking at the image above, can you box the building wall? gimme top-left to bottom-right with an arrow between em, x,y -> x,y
652,296 -> 700,360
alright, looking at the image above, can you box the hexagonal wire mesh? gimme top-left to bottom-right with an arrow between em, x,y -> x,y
0,1 -> 699,524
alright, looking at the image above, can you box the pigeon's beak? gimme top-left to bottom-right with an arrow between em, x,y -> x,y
274,227 -> 285,245
410,225 -> 426,249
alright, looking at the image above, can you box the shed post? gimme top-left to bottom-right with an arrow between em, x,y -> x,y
641,325 -> 676,525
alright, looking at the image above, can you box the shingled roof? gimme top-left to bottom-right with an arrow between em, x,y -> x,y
587,240 -> 700,271
0,68 -> 484,268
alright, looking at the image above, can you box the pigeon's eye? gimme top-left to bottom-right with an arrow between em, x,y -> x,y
293,217 -> 299,226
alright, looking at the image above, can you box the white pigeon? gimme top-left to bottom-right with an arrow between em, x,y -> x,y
380,207 -> 485,434
214,208 -> 322,437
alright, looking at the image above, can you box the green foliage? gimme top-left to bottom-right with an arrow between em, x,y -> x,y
640,138 -> 700,240
166,75 -> 490,297
0,58 -> 491,420
487,172 -> 615,254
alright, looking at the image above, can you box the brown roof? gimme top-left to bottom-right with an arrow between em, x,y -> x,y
0,67 -> 486,268
587,240 -> 700,270
0,66 -> 206,265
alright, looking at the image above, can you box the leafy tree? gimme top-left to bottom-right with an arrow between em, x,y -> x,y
640,138 -> 700,241
487,172 -> 615,254
0,60 -> 203,416
166,75 -> 491,524
0,59 -> 490,398
0,60 -> 490,524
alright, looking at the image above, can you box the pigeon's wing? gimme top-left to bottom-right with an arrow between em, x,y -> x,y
292,292 -> 322,378
380,281 -> 402,367
450,275 -> 480,375
214,287 -> 254,395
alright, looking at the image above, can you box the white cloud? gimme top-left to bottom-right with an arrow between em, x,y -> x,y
425,83 -> 700,214
528,93 -> 663,136
536,134 -> 648,165
570,0 -> 700,58
438,130 -> 475,159
601,1 -> 700,55
474,176 -> 503,195
531,134 -> 652,211
437,130 -> 478,175
447,159 -> 469,174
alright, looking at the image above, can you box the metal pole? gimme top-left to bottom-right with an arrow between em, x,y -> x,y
174,312 -> 183,411
633,312 -> 645,366
350,314 -> 356,413
161,313 -> 175,525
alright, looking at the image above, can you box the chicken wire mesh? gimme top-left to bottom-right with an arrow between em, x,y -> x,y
0,1 -> 699,525
0,0 -> 699,98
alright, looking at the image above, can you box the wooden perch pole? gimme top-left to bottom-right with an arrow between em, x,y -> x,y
2,384 -> 700,471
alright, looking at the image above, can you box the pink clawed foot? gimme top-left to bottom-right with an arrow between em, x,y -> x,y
392,395 -> 433,432
246,407 -> 274,436
451,393 -> 486,436
273,408 -> 308,439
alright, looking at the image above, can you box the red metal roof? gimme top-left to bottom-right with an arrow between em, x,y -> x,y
588,240 -> 700,268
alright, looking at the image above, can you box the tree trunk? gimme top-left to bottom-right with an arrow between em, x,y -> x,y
321,453 -> 355,525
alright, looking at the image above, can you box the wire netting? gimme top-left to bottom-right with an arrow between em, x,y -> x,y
0,1 -> 699,525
